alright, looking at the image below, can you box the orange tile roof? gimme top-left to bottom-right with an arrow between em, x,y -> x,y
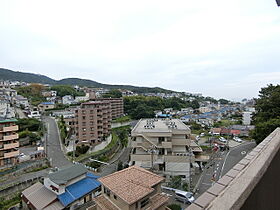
94,195 -> 120,210
98,166 -> 164,205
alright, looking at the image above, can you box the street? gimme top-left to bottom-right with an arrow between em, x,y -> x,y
43,116 -> 72,168
195,141 -> 256,197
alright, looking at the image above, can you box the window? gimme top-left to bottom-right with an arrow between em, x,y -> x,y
114,195 -> 117,200
82,116 -> 86,120
104,187 -> 111,197
140,198 -> 149,208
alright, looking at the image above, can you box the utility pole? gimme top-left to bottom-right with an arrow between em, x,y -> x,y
189,147 -> 192,192
148,145 -> 157,171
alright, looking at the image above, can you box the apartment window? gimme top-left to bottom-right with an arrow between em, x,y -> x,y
82,116 -> 86,120
140,198 -> 149,208
82,122 -> 86,126
91,127 -> 94,131
90,110 -> 94,114
83,128 -> 86,132
158,137 -> 164,144
113,195 -> 117,200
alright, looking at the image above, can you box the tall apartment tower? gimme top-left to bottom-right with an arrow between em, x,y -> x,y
92,98 -> 124,119
75,101 -> 111,145
0,118 -> 19,166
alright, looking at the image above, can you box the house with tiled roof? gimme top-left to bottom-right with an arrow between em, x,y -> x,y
22,164 -> 101,210
93,166 -> 170,210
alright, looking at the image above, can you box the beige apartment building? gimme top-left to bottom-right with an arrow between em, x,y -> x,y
74,101 -> 112,145
94,165 -> 170,210
0,118 -> 19,166
92,98 -> 124,119
130,119 -> 197,179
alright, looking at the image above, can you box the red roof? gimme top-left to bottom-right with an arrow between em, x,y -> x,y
230,130 -> 241,135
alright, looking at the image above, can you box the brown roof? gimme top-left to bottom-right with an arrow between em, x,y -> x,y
98,166 -> 164,205
147,193 -> 170,210
94,195 -> 120,210
22,182 -> 60,210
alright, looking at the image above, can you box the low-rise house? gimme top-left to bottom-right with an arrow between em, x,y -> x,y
38,102 -> 55,112
14,95 -> 29,108
22,164 -> 101,210
62,95 -> 75,105
93,166 -> 170,210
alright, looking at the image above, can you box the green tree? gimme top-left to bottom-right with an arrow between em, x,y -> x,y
51,85 -> 85,97
103,89 -> 122,98
251,84 -> 280,144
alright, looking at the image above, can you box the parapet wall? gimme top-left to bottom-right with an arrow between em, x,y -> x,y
186,128 -> 280,210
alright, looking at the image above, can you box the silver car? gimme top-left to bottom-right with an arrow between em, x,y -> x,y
175,190 -> 195,204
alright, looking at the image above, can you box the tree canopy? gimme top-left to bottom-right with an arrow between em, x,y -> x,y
124,96 -> 199,119
103,89 -> 122,98
251,84 -> 280,144
51,85 -> 85,97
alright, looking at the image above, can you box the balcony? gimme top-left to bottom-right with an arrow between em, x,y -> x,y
4,150 -> 19,158
172,138 -> 190,146
3,125 -> 19,132
131,154 -> 151,162
161,141 -> 172,148
2,134 -> 19,141
3,142 -> 19,150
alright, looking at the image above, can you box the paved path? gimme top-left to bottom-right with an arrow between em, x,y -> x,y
15,108 -> 27,119
43,116 -> 72,168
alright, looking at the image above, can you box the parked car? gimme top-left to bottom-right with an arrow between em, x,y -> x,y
219,137 -> 227,143
233,137 -> 242,143
174,190 -> 195,204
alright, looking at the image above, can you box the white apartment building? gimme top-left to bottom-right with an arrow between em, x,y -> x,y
130,118 -> 196,179
243,111 -> 253,125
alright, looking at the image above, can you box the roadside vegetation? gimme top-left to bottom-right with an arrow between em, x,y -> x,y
251,84 -> 280,144
17,118 -> 44,145
0,193 -> 21,210
167,176 -> 189,192
112,115 -> 131,123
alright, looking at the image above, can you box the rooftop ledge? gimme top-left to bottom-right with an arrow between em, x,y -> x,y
186,127 -> 280,210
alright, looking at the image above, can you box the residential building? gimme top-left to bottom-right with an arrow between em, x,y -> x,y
93,165 -> 170,210
199,106 -> 211,113
0,118 -> 19,167
22,164 -> 101,210
243,111 -> 253,125
74,101 -> 111,144
62,95 -> 75,105
75,96 -> 89,103
130,119 -> 196,179
14,95 -> 29,108
92,98 -> 124,119
38,102 -> 55,112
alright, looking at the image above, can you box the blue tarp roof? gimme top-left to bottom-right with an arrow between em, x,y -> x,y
58,172 -> 100,207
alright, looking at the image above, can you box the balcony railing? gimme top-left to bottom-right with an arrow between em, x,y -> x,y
4,150 -> 19,158
3,142 -> 19,150
2,134 -> 19,141
3,125 -> 19,132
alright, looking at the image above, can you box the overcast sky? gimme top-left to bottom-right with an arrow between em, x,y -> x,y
1,0 -> 280,101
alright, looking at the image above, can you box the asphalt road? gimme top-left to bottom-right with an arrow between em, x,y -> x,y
220,141 -> 256,177
195,141 -> 256,197
43,116 -> 72,168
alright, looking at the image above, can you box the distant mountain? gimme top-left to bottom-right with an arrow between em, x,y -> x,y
0,68 -> 175,93
0,68 -> 55,84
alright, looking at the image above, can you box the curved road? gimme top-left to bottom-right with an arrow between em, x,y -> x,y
43,116 -> 72,168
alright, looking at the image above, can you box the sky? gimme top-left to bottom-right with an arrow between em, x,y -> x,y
1,0 -> 280,101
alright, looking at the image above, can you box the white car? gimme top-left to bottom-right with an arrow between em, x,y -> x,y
233,137 -> 242,143
219,137 -> 227,143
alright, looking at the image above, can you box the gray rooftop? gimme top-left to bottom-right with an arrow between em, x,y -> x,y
48,164 -> 88,185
